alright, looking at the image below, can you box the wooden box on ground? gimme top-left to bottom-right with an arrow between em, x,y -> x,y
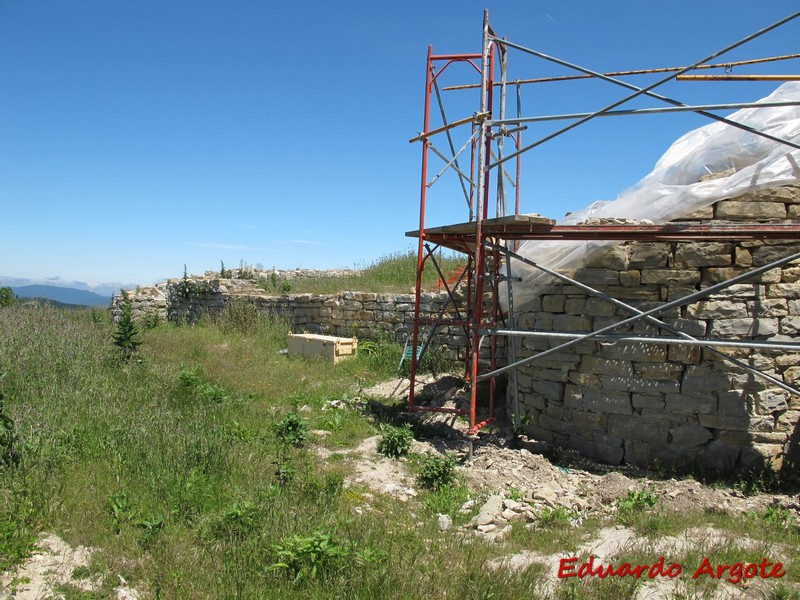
286,333 -> 358,364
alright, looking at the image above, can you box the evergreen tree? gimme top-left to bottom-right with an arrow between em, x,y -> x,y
113,290 -> 141,359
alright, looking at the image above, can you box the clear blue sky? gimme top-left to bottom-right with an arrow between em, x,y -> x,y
1,1 -> 798,291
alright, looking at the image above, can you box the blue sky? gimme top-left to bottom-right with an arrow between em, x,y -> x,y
1,1 -> 798,292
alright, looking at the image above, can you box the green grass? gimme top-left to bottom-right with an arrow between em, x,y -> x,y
259,250 -> 466,295
1,301 -> 799,599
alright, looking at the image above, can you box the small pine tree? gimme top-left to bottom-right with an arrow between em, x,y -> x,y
113,290 -> 141,359
220,261 -> 228,278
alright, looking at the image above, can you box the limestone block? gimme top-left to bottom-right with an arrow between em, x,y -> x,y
753,389 -> 789,414
715,200 -> 786,220
570,410 -> 608,430
704,267 -> 782,284
699,413 -> 751,431
581,356 -> 633,377
634,363 -> 684,380
781,316 -> 800,335
630,378 -> 681,394
687,299 -> 747,319
640,269 -> 701,285
735,247 -> 753,267
632,393 -> 666,409
599,342 -> 667,363
681,205 -> 714,220
707,283 -> 761,299
783,366 -> 800,387
564,298 -> 586,315
619,270 -> 641,287
582,298 -> 615,317
629,243 -> 671,268
664,318 -> 708,337
539,414 -> 568,433
567,435 -> 624,465
581,390 -> 632,415
674,242 -> 733,267
710,318 -> 779,337
776,410 -> 800,432
612,287 -> 661,301
598,375 -> 633,392
664,393 -> 716,414
782,266 -> 800,283
563,384 -> 583,408
623,439 -> 684,466
740,443 -> 783,471
573,268 -> 620,285
700,439 -> 740,472
746,298 -> 788,317
588,244 -> 629,270
532,380 -> 565,401
751,244 -> 800,268
552,314 -> 592,332
670,424 -> 713,447
788,205 -> 800,218
542,294 -> 566,312
767,284 -> 800,299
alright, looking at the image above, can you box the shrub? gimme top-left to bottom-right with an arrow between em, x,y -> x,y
275,412 -> 308,448
270,531 -> 385,582
0,287 -> 16,308
417,452 -> 458,491
377,423 -> 413,459
617,489 -> 657,513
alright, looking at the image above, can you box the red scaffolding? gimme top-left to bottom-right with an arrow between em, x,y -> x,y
405,9 -> 800,453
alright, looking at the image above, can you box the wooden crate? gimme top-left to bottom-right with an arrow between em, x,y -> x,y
286,333 -> 358,364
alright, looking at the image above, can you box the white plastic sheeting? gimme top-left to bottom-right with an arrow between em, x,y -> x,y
509,82 -> 800,307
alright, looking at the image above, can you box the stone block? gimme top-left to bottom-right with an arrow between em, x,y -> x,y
608,414 -> 669,442
542,294 -> 566,312
674,242 -> 733,267
687,299 -> 747,319
753,389 -> 789,414
582,390 -> 632,415
664,318 -> 708,337
781,267 -> 800,283
735,247 -> 753,267
632,393 -> 665,409
589,244 -> 629,270
704,267 -> 782,284
598,375 -> 633,392
751,244 -> 800,268
746,299 -> 788,317
619,270 -> 641,287
700,439 -> 740,472
567,372 -> 601,388
781,316 -> 800,335
570,410 -> 608,430
640,269 -> 701,285
573,268 -> 620,285
583,297 -> 616,317
710,318 -> 779,337
768,284 -> 800,299
599,342 -> 667,362
715,200 -> 786,220
630,378 -> 681,394
581,356 -> 633,377
564,298 -> 586,315
670,425 -> 711,448
623,439 -> 684,467
532,380 -> 565,402
629,243 -> 671,268
567,436 -> 624,465
699,413 -> 751,431
665,393 -> 716,414
633,362 -> 684,380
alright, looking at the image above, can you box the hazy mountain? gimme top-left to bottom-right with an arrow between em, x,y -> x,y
11,285 -> 112,307
1,275 -> 139,298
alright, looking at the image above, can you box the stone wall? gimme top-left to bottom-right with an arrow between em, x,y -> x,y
112,280 -> 469,359
514,184 -> 800,474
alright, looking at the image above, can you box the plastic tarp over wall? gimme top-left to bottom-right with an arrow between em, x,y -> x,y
510,82 -> 800,307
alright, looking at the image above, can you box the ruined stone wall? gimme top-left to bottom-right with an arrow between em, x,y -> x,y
514,184 -> 800,474
112,281 -> 468,358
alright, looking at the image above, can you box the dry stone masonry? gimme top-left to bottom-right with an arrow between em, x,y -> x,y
514,184 -> 800,474
113,186 -> 800,476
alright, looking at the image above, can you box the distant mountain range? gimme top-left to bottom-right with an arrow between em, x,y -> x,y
11,285 -> 112,307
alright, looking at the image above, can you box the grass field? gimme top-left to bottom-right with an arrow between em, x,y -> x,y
1,280 -> 799,598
